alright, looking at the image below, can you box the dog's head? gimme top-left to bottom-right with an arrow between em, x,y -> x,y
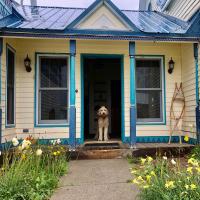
97,106 -> 109,118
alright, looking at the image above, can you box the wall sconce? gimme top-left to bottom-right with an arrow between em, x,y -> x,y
168,57 -> 175,74
24,54 -> 31,72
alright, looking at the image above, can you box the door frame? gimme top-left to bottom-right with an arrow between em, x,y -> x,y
80,54 -> 125,143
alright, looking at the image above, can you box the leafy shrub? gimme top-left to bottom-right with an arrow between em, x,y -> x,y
0,138 -> 68,200
131,155 -> 200,200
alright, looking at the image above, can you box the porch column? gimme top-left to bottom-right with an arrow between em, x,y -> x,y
129,42 -> 136,147
69,40 -> 76,149
194,43 -> 200,144
0,38 -> 2,147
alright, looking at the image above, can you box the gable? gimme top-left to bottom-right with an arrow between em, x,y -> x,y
75,5 -> 132,31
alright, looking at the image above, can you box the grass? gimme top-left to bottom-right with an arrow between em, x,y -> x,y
0,137 -> 69,200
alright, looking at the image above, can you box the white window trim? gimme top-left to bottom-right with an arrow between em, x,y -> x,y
135,56 -> 165,124
36,53 -> 70,126
5,44 -> 16,127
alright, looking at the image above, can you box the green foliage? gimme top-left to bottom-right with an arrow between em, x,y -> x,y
0,139 -> 68,200
130,156 -> 200,200
190,145 -> 200,160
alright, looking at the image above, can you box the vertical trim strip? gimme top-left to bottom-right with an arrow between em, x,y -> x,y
194,43 -> 200,144
69,40 -> 76,149
129,41 -> 136,146
0,38 -> 3,147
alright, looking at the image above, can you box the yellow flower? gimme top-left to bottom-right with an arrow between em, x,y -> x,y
18,146 -> 22,151
196,167 -> 200,173
36,149 -> 42,156
187,167 -> 193,174
150,171 -> 156,176
53,152 -> 57,156
143,185 -> 150,189
131,170 -> 137,174
57,151 -> 61,155
185,185 -> 189,190
184,135 -> 189,142
188,158 -> 199,166
21,154 -> 26,160
190,184 -> 197,190
137,176 -> 143,181
132,179 -> 139,184
165,181 -> 175,189
147,156 -> 153,163
146,175 -> 151,182
141,158 -> 146,165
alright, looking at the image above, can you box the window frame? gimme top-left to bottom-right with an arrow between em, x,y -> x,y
6,44 -> 16,127
135,56 -> 166,125
36,53 -> 70,126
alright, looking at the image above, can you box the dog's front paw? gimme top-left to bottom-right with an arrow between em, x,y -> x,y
98,138 -> 102,141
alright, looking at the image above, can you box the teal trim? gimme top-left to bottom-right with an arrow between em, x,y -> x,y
70,55 -> 76,105
5,43 -> 16,128
81,54 -> 125,144
0,38 -> 2,145
124,136 -> 196,145
34,52 -> 69,128
135,55 -> 166,125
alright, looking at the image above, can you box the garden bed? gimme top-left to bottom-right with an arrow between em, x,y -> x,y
130,145 -> 200,200
0,137 -> 69,200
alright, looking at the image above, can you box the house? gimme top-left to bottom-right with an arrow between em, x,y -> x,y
139,0 -> 200,21
0,0 -> 199,149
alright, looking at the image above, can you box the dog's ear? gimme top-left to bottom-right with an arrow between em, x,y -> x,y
97,108 -> 101,116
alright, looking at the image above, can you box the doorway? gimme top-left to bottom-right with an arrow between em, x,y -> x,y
81,55 -> 123,142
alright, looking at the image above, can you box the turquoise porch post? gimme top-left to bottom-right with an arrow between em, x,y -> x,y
0,38 -> 2,147
194,43 -> 200,144
69,40 -> 76,149
129,41 -> 136,147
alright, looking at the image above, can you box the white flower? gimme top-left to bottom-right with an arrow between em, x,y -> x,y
22,139 -> 31,150
12,137 -> 19,147
36,149 -> 42,156
56,139 -> 61,145
171,159 -> 176,165
163,156 -> 168,160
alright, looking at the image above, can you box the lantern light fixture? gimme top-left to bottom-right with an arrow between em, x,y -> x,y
168,57 -> 175,74
24,54 -> 31,72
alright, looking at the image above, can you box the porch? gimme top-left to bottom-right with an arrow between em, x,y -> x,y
0,38 -> 199,148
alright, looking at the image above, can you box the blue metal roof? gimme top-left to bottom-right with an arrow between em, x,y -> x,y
0,0 -> 199,41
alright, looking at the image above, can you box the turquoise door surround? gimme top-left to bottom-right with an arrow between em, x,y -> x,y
80,54 -> 125,144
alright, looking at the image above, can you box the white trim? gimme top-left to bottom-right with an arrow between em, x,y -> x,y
36,53 -> 70,126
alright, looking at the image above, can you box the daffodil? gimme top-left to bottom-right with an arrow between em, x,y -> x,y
184,135 -> 189,142
146,175 -> 151,182
187,167 -> 193,174
53,151 -> 57,156
190,184 -> 197,190
165,181 -> 175,189
185,184 -> 189,190
57,151 -> 61,155
36,149 -> 42,156
12,137 -> 19,147
147,156 -> 153,163
196,167 -> 200,173
171,159 -> 176,165
137,176 -> 143,181
150,171 -> 156,176
141,158 -> 146,165
132,179 -> 139,184
143,185 -> 150,189
131,170 -> 137,174
21,154 -> 26,160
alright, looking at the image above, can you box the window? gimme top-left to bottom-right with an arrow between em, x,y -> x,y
136,58 -> 164,123
6,46 -> 15,126
37,55 -> 69,125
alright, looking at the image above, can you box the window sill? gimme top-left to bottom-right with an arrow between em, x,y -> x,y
136,122 -> 166,125
34,124 -> 70,128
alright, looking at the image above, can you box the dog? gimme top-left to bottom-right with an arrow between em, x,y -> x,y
97,106 -> 109,141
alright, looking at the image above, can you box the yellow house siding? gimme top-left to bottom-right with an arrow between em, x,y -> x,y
136,42 -> 182,136
181,43 -> 196,139
150,0 -> 200,21
4,38 -> 70,140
